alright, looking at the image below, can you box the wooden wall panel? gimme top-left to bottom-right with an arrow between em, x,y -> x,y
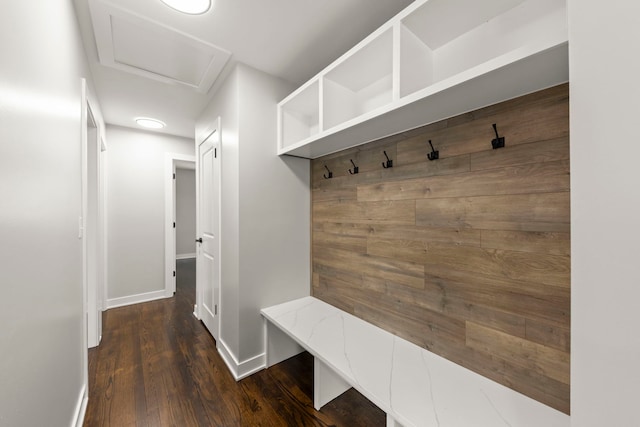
311,84 -> 570,413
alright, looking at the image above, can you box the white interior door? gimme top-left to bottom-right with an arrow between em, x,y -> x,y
196,123 -> 220,340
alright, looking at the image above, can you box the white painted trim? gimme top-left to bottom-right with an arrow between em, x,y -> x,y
70,383 -> 88,427
176,253 -> 196,260
101,136 -> 108,316
106,289 -> 168,309
79,80 -> 91,420
216,338 -> 238,378
164,154 -> 175,296
164,153 -> 196,298
86,97 -> 102,349
217,338 -> 266,381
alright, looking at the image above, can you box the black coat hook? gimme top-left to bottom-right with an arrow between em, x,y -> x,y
427,140 -> 439,161
348,159 -> 359,175
491,123 -> 505,149
323,165 -> 333,179
382,151 -> 393,168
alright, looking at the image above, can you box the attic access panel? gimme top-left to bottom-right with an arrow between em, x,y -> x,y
89,0 -> 230,93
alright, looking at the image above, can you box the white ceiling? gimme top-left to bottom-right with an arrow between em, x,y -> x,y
73,0 -> 414,138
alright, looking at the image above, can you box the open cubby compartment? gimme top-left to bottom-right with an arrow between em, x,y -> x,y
322,28 -> 394,131
399,0 -> 567,98
279,79 -> 320,151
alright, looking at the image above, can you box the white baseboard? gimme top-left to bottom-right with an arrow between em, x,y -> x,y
176,253 -> 196,260
106,289 -> 168,309
217,338 -> 266,381
71,384 -> 88,427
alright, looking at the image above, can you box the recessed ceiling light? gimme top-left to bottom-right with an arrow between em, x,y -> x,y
136,117 -> 166,129
160,0 -> 211,15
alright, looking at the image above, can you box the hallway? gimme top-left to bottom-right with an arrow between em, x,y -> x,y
84,259 -> 383,426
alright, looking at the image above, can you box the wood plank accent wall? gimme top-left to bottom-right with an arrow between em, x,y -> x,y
311,84 -> 570,414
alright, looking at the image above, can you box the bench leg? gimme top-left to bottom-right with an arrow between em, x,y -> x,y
263,319 -> 304,368
313,357 -> 351,410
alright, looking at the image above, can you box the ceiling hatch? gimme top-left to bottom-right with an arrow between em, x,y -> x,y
89,0 -> 230,93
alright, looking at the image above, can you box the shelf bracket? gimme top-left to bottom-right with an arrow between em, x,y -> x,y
382,151 -> 393,168
427,140 -> 439,161
323,165 -> 333,179
348,159 -> 359,175
491,123 -> 505,149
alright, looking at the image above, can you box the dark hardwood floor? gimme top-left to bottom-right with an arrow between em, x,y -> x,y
84,258 -> 384,426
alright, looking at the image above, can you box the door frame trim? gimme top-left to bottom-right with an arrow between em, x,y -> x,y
164,153 -> 196,297
81,80 -> 108,341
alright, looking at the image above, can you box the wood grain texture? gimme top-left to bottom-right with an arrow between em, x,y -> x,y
422,269 -> 570,326
358,159 -> 569,202
465,321 -> 570,385
311,84 -> 570,414
480,229 -> 571,255
422,242 -> 570,288
314,246 -> 425,289
313,200 -> 416,225
415,192 -> 570,232
85,259 -> 385,427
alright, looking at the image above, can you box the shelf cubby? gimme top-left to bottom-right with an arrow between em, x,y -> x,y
279,80 -> 320,152
323,29 -> 394,130
400,0 -> 567,98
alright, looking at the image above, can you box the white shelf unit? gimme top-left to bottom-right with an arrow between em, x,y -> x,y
277,0 -> 568,159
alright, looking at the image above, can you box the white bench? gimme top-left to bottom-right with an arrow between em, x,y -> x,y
261,296 -> 569,427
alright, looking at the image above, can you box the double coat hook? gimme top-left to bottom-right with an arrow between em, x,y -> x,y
348,159 -> 359,175
323,165 -> 333,179
382,151 -> 393,168
427,140 -> 439,161
491,123 -> 505,149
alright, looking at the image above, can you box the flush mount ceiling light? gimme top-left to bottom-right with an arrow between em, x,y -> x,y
159,0 -> 211,15
136,117 -> 166,129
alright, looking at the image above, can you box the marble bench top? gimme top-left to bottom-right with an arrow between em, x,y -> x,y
261,296 -> 570,427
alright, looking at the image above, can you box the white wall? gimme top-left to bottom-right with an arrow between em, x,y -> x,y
196,63 -> 310,376
570,1 -> 640,425
0,1 -> 101,425
106,125 -> 194,305
175,168 -> 196,257
236,65 -> 312,362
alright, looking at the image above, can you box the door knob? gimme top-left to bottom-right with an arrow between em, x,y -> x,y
195,238 -> 203,243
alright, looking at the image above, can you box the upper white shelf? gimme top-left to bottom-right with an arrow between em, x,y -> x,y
277,0 -> 568,159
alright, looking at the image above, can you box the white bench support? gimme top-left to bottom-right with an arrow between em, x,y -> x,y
263,318 -> 304,368
313,357 -> 351,410
314,353 -> 405,426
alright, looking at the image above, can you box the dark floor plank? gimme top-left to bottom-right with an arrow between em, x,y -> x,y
85,258 -> 385,426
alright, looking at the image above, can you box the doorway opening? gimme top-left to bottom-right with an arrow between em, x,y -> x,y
176,257 -> 197,311
175,167 -> 197,303
164,154 -> 196,299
